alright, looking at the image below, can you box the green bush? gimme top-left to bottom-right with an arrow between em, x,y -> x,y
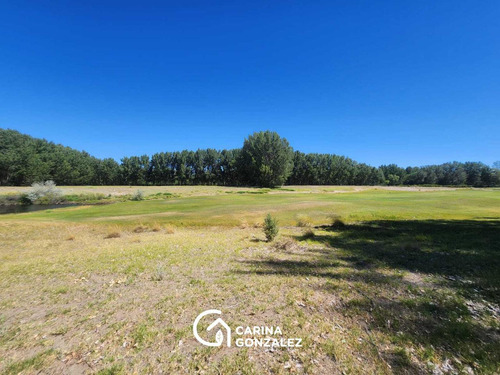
263,213 -> 279,242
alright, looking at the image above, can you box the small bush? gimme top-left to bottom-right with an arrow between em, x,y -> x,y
296,214 -> 312,227
131,190 -> 144,201
26,180 -> 62,204
18,193 -> 33,205
263,213 -> 279,242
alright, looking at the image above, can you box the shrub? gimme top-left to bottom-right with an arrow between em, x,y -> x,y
26,180 -> 62,204
131,190 -> 144,201
263,213 -> 279,242
296,214 -> 312,227
18,193 -> 33,205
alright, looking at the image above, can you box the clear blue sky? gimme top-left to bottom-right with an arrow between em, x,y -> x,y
1,1 -> 499,167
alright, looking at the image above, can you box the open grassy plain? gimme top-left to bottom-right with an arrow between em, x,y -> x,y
0,186 -> 499,374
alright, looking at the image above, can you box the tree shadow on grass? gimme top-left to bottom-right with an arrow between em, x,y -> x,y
313,220 -> 500,303
235,220 -> 500,373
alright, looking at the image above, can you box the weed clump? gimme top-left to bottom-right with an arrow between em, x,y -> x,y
296,214 -> 312,227
263,213 -> 279,242
151,264 -> 166,281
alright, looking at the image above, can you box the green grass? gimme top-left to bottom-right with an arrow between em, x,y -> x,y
2,349 -> 55,374
2,188 -> 498,226
0,186 -> 498,374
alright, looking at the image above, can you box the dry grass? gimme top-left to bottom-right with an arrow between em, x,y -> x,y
151,222 -> 162,232
164,225 -> 175,234
296,214 -> 313,227
0,185 -> 451,197
2,220 -> 497,374
302,228 -> 315,239
273,239 -> 303,252
133,225 -> 148,233
0,187 -> 499,374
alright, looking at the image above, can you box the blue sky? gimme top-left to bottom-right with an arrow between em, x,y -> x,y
0,1 -> 499,167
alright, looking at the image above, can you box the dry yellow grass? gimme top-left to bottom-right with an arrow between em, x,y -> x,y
0,184 -> 460,197
0,221 -> 389,374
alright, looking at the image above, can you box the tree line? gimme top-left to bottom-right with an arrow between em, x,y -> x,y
1,128 -> 498,187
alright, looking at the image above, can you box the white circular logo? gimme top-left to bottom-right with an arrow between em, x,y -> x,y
193,309 -> 231,347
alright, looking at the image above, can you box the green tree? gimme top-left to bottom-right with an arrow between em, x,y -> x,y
238,131 -> 294,187
2,128 -> 498,188
379,164 -> 406,185
263,213 -> 279,241
120,155 -> 149,185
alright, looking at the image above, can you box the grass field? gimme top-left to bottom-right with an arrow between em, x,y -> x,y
0,186 -> 499,374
